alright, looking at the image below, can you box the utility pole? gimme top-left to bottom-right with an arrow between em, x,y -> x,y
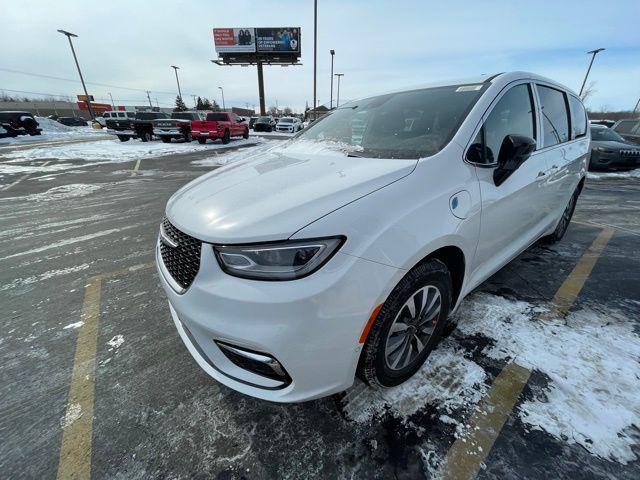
330,50 -> 335,109
334,73 -> 344,108
146,90 -> 153,108
218,86 -> 226,111
579,48 -> 605,97
57,29 -> 95,120
633,97 -> 640,117
108,92 -> 115,110
257,61 -> 266,115
313,0 -> 318,119
171,65 -> 182,99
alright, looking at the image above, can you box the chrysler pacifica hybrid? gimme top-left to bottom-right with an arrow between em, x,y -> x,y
156,72 -> 589,402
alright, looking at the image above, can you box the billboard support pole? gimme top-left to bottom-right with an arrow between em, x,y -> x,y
313,0 -> 318,120
257,61 -> 266,116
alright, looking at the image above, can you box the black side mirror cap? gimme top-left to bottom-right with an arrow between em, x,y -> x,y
493,134 -> 536,186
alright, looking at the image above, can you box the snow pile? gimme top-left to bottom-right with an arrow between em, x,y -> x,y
456,293 -> 640,464
19,183 -> 103,201
588,169 -> 640,180
35,116 -> 78,133
3,138 -> 260,162
0,116 -> 107,144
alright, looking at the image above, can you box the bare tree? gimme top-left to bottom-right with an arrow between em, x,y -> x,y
580,81 -> 597,103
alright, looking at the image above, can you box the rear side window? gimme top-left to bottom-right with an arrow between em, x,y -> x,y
537,85 -> 570,147
568,95 -> 587,138
117,112 -> 125,118
206,113 -> 228,121
482,84 -> 536,164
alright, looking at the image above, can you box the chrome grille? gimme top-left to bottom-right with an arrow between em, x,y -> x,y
159,217 -> 201,290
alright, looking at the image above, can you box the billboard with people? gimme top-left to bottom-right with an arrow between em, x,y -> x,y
213,28 -> 256,53
213,27 -> 300,58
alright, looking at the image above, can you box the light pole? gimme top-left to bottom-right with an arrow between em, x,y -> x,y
313,0 -> 318,119
633,97 -> 640,117
171,65 -> 182,100
579,48 -> 605,97
146,90 -> 153,108
334,73 -> 344,108
218,86 -> 226,111
57,29 -> 95,120
330,49 -> 335,109
108,92 -> 115,110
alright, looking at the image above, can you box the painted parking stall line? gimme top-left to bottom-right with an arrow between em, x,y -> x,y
56,262 -> 154,480
438,226 -> 615,479
0,160 -> 51,191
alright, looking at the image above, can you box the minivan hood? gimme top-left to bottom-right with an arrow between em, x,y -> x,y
166,146 -> 416,243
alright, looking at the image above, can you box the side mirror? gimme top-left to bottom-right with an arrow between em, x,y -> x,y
466,143 -> 484,164
493,134 -> 536,186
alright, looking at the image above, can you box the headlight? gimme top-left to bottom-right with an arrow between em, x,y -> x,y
594,146 -> 614,153
213,237 -> 345,280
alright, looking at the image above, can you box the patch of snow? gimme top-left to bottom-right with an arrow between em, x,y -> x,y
63,321 -> 84,330
2,137 -> 260,162
0,263 -> 90,291
0,184 -> 102,202
587,169 -> 640,180
107,334 -> 124,349
456,293 -> 640,464
60,403 -> 82,428
0,162 -> 77,175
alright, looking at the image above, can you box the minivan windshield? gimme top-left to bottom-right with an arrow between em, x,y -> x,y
294,84 -> 487,159
590,127 -> 626,143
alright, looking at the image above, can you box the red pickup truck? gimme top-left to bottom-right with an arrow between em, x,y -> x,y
191,112 -> 249,144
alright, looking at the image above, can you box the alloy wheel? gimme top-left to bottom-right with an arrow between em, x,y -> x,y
384,285 -> 442,371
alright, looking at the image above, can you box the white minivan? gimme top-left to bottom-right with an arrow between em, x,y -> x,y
157,72 -> 589,402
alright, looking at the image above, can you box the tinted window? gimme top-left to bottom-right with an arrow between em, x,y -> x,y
537,85 -> 570,147
482,84 -> 535,164
590,127 -> 626,143
614,120 -> 638,134
257,117 -> 272,122
117,112 -> 125,118
568,95 -> 587,138
296,83 -> 487,159
172,113 -> 195,120
206,113 -> 228,121
127,112 -> 136,118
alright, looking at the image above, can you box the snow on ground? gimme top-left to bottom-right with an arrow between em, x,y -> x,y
250,130 -> 295,138
1,137 -> 260,162
346,293 -> 640,464
588,168 -> 640,180
0,116 -> 108,144
0,183 -> 104,202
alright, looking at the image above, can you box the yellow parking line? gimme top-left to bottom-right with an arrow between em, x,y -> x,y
57,262 -> 153,479
439,227 -> 614,479
131,159 -> 142,177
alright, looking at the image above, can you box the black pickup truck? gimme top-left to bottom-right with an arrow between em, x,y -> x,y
153,111 -> 203,143
106,111 -> 170,142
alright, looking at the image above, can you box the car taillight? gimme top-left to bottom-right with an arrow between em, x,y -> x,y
130,122 -> 135,129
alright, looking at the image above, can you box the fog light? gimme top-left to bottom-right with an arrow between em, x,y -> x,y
215,341 -> 291,384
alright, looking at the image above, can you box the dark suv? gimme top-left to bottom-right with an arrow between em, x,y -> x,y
106,111 -> 170,142
590,125 -> 640,171
0,111 -> 42,137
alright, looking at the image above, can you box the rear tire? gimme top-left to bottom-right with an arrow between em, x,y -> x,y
161,137 -> 171,143
541,187 -> 579,244
117,135 -> 130,142
222,130 -> 230,144
197,137 -> 207,144
140,131 -> 152,142
357,259 -> 452,387
243,127 -> 249,139
184,132 -> 192,142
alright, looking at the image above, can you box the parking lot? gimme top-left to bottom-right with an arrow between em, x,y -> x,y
1,136 -> 639,479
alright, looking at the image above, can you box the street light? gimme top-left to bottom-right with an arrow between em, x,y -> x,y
171,65 -> 183,100
334,73 -> 344,108
329,50 -> 335,109
218,86 -> 226,111
579,48 -> 605,97
57,29 -> 95,120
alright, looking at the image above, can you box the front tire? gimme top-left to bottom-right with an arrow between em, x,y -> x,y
357,259 -> 452,387
243,127 -> 249,139
197,137 -> 207,144
221,129 -> 230,144
184,132 -> 192,142
140,131 -> 152,142
117,135 -> 130,142
160,137 -> 171,143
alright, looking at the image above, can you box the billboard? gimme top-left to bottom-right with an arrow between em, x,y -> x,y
213,27 -> 301,59
256,27 -> 300,53
213,28 -> 256,53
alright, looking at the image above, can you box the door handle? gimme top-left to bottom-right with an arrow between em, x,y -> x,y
537,171 -> 546,178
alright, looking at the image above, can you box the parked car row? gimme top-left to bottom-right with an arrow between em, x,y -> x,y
0,111 -> 41,138
249,115 -> 305,133
104,111 -> 250,144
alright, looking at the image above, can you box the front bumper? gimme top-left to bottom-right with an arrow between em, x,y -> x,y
276,127 -> 294,133
590,150 -> 640,171
156,240 -> 401,402
107,129 -> 135,137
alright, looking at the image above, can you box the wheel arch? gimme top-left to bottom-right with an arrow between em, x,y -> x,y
418,245 -> 466,307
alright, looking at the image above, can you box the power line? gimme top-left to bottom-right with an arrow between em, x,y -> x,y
0,87 -> 174,107
0,66 -> 200,97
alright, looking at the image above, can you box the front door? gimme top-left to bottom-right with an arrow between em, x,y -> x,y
467,82 -> 551,287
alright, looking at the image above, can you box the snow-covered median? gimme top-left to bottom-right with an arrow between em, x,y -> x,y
2,137 -> 260,162
0,116 -> 108,144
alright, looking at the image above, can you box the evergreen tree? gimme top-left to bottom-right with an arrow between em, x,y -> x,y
174,95 -> 187,112
202,98 -> 213,110
196,96 -> 206,110
210,99 -> 221,111
283,107 -> 292,115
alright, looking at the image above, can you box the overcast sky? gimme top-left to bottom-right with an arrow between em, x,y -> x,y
2,0 -> 639,112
